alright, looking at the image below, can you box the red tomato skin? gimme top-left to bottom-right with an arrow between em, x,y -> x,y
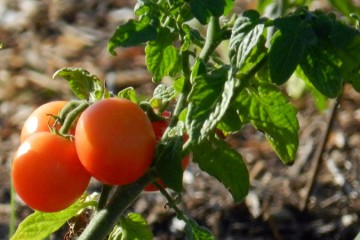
144,114 -> 190,192
20,101 -> 71,143
12,132 -> 90,212
75,98 -> 156,186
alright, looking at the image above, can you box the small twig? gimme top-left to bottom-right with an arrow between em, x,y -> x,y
299,98 -> 339,211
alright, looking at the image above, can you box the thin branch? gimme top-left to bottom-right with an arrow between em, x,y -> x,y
300,97 -> 339,211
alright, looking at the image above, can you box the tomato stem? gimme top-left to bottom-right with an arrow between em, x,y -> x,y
155,181 -> 187,222
96,184 -> 113,211
199,16 -> 221,63
77,169 -> 156,240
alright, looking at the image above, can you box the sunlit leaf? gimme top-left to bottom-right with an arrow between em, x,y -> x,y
192,138 -> 249,202
11,195 -> 95,240
108,213 -> 153,240
235,83 -> 299,164
185,219 -> 215,240
53,67 -> 108,101
108,16 -> 158,55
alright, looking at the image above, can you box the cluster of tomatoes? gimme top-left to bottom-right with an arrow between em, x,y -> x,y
12,98 -> 189,212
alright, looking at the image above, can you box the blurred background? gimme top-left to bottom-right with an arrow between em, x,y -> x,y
1,0 -> 360,239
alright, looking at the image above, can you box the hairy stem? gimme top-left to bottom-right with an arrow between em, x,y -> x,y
199,16 -> 221,63
59,101 -> 89,136
78,169 -> 156,240
155,182 -> 187,222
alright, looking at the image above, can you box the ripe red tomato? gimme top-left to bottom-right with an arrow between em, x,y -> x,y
144,112 -> 190,191
12,132 -> 90,212
20,101 -> 73,143
75,98 -> 156,186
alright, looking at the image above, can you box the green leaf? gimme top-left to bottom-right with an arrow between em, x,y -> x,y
269,31 -> 305,85
181,24 -> 205,51
11,195 -> 95,240
216,107 -> 243,133
155,124 -> 185,193
330,21 -> 358,48
108,213 -> 153,240
299,43 -> 343,98
185,219 -> 215,240
186,61 -> 232,143
134,0 -> 159,17
224,0 -> 235,16
235,83 -> 299,164
334,34 -> 360,92
145,28 -> 179,83
150,84 -> 177,109
189,0 -> 226,24
192,138 -> 249,202
295,66 -> 328,111
229,10 -> 265,73
269,15 -> 317,85
108,16 -> 158,55
53,67 -> 108,101
117,87 -> 137,103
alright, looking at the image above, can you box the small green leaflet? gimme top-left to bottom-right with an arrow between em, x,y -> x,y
334,34 -> 360,92
154,124 -> 185,193
269,15 -> 317,85
235,83 -> 299,164
299,42 -> 343,98
224,0 -> 235,16
186,61 -> 229,143
181,24 -> 205,51
229,10 -> 264,71
295,66 -> 328,111
185,219 -> 215,240
11,195 -> 95,240
108,213 -> 153,240
330,21 -> 358,48
150,84 -> 177,109
216,106 -> 243,133
145,28 -> 180,83
108,16 -> 158,55
53,67 -> 108,101
117,87 -> 137,103
192,138 -> 249,202
134,0 -> 159,17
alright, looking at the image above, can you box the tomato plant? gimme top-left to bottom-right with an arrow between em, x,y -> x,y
10,0 -> 360,240
12,132 -> 90,212
20,101 -> 73,142
75,98 -> 156,185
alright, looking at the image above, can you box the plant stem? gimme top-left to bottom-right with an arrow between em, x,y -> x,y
199,16 -> 221,63
78,169 -> 156,240
155,182 -> 187,222
96,184 -> 113,211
